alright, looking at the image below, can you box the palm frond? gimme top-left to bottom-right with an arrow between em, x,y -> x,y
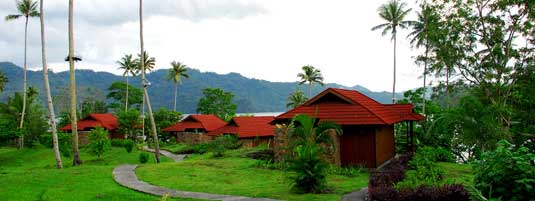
5,14 -> 21,21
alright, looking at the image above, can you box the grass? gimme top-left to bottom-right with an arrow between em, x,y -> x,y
396,161 -> 474,189
137,148 -> 369,201
0,145 -> 198,201
160,143 -> 192,153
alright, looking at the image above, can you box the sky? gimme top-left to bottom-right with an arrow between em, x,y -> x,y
0,0 -> 426,92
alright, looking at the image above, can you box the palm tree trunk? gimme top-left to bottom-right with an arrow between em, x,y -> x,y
19,16 -> 29,149
69,0 -> 82,166
446,68 -> 450,108
41,0 -> 63,169
422,42 -> 428,116
173,83 -> 177,111
392,32 -> 397,104
140,0 -> 160,163
125,75 -> 129,112
308,83 -> 312,98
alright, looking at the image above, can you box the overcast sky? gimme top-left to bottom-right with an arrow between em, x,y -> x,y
0,0 -> 426,92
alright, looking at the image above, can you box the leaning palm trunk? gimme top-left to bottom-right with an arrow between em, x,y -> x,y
140,0 -> 160,163
392,32 -> 397,104
40,0 -> 62,168
69,0 -> 82,166
18,16 -> 30,149
173,83 -> 177,111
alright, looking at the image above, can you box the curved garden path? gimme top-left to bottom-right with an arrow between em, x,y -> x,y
113,147 -> 280,201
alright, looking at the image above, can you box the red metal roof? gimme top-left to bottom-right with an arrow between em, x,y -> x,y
59,113 -> 118,131
162,114 -> 226,132
207,116 -> 276,138
274,88 -> 424,125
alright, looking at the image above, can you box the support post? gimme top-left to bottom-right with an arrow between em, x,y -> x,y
410,121 -> 414,152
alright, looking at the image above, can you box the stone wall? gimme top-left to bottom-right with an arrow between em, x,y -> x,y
174,132 -> 213,144
239,137 -> 274,148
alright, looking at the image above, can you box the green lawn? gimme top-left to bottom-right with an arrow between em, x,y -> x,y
0,146 -> 197,201
160,143 -> 192,153
136,149 -> 369,201
438,162 -> 474,185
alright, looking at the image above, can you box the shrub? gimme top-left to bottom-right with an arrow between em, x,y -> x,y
39,132 -> 72,157
88,127 -> 111,159
124,139 -> 134,153
474,140 -> 535,201
398,184 -> 470,201
193,143 -> 209,154
222,135 -> 241,149
287,145 -> 329,193
139,152 -> 149,163
246,149 -> 274,161
111,139 -> 125,147
408,147 -> 445,182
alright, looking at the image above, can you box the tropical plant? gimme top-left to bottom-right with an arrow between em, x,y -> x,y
117,109 -> 141,141
372,0 -> 412,103
0,71 -> 7,93
68,0 -> 82,166
139,0 -> 160,163
117,54 -> 137,112
297,65 -> 324,98
106,81 -> 142,110
87,127 -> 111,159
287,114 -> 342,153
408,4 -> 440,116
124,139 -> 134,153
196,88 -> 237,121
286,89 -> 308,109
153,108 -> 182,141
5,0 -> 40,148
167,61 -> 189,111
139,152 -> 149,163
135,51 -> 155,73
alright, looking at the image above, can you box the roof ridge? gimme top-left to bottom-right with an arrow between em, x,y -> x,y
330,88 -> 389,124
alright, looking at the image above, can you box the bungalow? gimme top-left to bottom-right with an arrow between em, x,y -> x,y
162,114 -> 226,143
273,88 -> 424,168
59,113 -> 123,144
207,116 -> 276,147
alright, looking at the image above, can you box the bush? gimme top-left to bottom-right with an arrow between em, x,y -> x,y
39,132 -> 72,157
474,140 -> 535,201
287,145 -> 329,193
193,143 -> 209,154
408,147 -> 445,182
124,139 -> 134,153
139,152 -> 149,163
87,127 -> 111,159
111,139 -> 125,147
246,149 -> 274,161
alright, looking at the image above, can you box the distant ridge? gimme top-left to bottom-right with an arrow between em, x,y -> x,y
0,61 -> 402,113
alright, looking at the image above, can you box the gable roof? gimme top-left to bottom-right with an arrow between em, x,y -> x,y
207,116 -> 276,138
60,113 -> 118,131
274,88 -> 424,125
162,114 -> 226,132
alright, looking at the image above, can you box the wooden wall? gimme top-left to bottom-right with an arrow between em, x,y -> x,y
375,125 -> 395,166
340,126 -> 376,168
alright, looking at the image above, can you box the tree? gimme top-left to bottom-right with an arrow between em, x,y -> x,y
117,109 -> 141,141
139,0 -> 160,163
372,0 -> 412,103
106,82 -> 142,110
134,50 -> 155,145
286,89 -> 308,109
135,51 -> 155,73
117,54 -> 137,112
0,71 -> 8,93
297,65 -> 324,98
167,61 -> 189,111
196,88 -> 237,121
78,100 -> 107,118
5,0 -> 40,148
153,108 -> 182,134
87,127 -> 111,160
68,0 -> 82,166
39,0 -> 62,168
408,4 -> 440,116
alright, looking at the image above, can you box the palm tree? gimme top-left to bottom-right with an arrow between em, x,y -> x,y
167,61 -> 189,111
136,51 -> 155,72
117,54 -> 137,112
287,114 -> 342,154
5,0 -> 40,148
297,65 -> 324,98
408,5 -> 439,116
40,0 -> 62,169
286,89 -> 308,109
139,0 -> 160,163
68,0 -> 82,166
0,72 -> 8,93
372,0 -> 412,103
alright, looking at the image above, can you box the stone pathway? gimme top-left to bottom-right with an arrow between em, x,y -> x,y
113,148 -> 280,201
341,187 -> 368,201
143,146 -> 187,162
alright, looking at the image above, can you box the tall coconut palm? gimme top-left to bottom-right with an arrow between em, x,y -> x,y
167,61 -> 189,111
286,89 -> 308,109
372,0 -> 412,103
139,0 -> 160,163
135,51 -> 155,142
117,54 -> 137,112
408,5 -> 439,116
68,0 -> 82,166
0,72 -> 8,93
5,0 -> 40,148
297,65 -> 324,98
40,0 -> 62,169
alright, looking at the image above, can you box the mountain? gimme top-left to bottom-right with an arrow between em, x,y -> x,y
0,62 -> 401,113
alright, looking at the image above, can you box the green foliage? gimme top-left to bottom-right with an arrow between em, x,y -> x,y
152,108 -> 182,140
408,147 -> 445,183
0,88 -> 47,144
474,140 -> 535,201
116,109 -> 141,140
288,145 -> 329,193
286,89 -> 308,109
327,165 -> 362,177
0,70 -> 8,93
124,140 -> 134,153
287,114 -> 342,157
196,88 -> 237,121
139,152 -> 149,163
78,99 -> 107,118
297,65 -> 324,97
39,132 -> 72,157
209,135 -> 242,157
106,82 -> 142,110
87,127 -> 111,159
